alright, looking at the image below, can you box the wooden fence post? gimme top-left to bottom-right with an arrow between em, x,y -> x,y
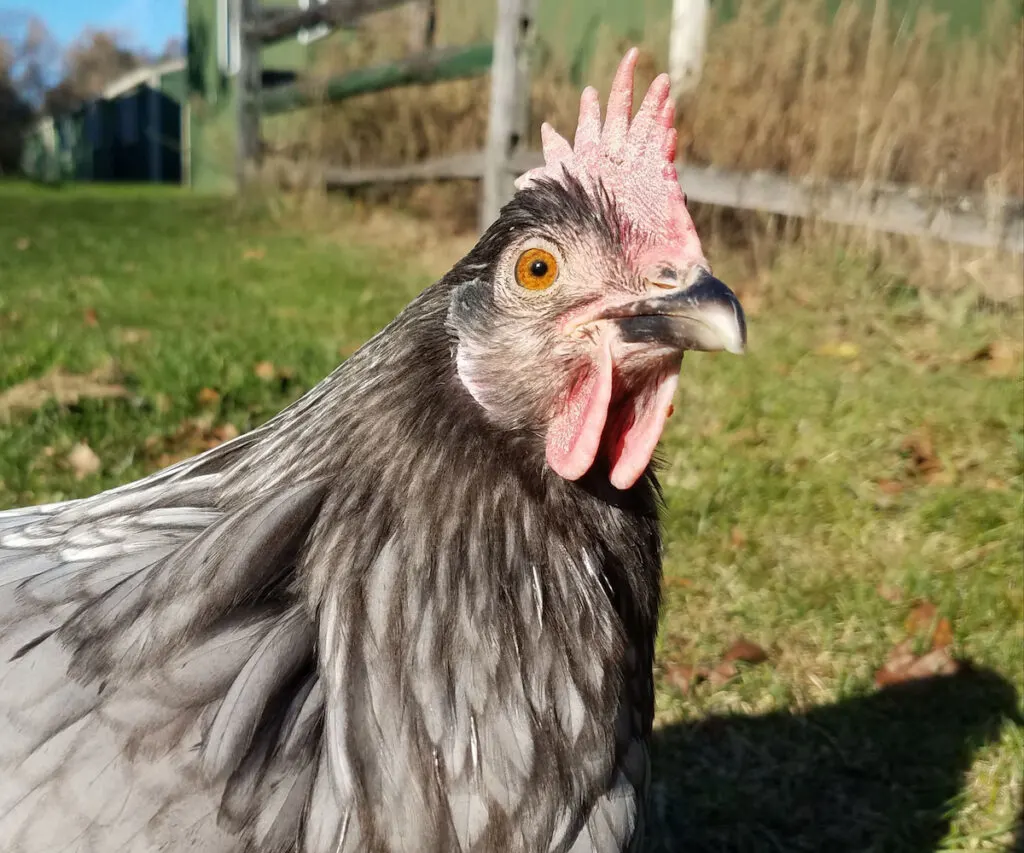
668,0 -> 709,98
480,0 -> 535,232
237,0 -> 262,189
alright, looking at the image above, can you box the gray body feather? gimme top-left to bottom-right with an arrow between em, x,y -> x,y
0,184 -> 662,852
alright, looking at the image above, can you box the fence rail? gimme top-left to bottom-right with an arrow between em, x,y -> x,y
236,0 -> 524,220
248,0 -> 408,44
261,44 -> 493,115
321,148 -> 1024,253
238,0 -> 1023,254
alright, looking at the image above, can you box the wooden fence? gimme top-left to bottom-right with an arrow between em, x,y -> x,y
236,0 -> 1024,253
236,0 -> 534,231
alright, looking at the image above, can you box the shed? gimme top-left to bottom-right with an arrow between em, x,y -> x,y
22,59 -> 188,185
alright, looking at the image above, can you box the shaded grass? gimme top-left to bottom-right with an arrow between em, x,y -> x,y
0,185 -> 1021,850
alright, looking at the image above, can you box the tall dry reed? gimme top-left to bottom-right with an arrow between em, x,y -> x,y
262,0 -> 1022,297
294,0 -> 1021,195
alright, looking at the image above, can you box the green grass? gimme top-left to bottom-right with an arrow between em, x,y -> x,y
1,184 -> 1021,851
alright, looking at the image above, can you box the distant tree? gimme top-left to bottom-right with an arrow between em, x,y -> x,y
0,14 -> 58,173
59,29 -> 144,103
41,78 -> 80,117
0,13 -> 60,105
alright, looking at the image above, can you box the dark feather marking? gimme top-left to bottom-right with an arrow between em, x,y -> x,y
9,629 -> 55,661
202,607 -> 314,778
276,676 -> 324,762
252,761 -> 316,852
62,479 -> 328,681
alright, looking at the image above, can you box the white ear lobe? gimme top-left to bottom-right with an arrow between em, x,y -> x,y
455,344 -> 493,415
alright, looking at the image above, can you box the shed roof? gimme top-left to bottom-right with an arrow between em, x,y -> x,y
102,58 -> 187,100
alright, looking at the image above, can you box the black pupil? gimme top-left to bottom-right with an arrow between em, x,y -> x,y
529,259 -> 549,278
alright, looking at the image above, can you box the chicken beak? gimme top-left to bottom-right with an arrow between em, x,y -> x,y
605,270 -> 747,355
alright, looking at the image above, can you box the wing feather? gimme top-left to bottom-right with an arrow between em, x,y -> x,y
203,607 -> 315,778
0,453 -> 331,852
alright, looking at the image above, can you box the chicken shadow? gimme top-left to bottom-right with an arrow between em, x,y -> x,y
646,663 -> 1020,853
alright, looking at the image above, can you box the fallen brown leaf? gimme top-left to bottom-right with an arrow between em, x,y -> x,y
0,364 -> 128,420
876,478 -> 905,495
901,426 -> 942,479
708,660 -> 739,687
905,600 -> 939,636
931,617 -> 954,651
905,601 -> 955,649
874,640 -> 959,687
923,469 -> 955,487
666,639 -> 768,695
729,526 -> 747,549
665,663 -> 707,695
968,340 -> 1022,378
196,387 -> 220,405
144,418 -> 240,470
722,638 -> 769,665
254,361 -> 276,381
83,307 -> 98,327
66,442 -> 101,479
876,601 -> 957,686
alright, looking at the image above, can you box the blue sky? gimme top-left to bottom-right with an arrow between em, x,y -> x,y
3,0 -> 185,53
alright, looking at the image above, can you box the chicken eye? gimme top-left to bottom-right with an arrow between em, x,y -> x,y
515,248 -> 559,291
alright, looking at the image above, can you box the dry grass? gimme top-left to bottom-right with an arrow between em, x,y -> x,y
292,0 -> 1022,196
680,0 -> 1023,197
254,0 -> 1024,298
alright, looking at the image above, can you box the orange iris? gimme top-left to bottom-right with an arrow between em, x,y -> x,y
515,248 -> 559,291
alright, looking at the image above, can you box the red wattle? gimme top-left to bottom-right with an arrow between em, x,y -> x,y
545,340 -> 613,481
606,371 -> 679,490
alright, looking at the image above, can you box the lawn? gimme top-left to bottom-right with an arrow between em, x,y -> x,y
0,184 -> 1021,851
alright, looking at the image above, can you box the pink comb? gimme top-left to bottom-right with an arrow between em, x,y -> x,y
516,48 -> 706,273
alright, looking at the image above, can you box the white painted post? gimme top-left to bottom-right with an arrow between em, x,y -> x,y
668,0 -> 709,98
480,0 -> 535,232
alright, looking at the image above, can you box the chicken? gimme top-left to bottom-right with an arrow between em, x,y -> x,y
0,49 -> 745,853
